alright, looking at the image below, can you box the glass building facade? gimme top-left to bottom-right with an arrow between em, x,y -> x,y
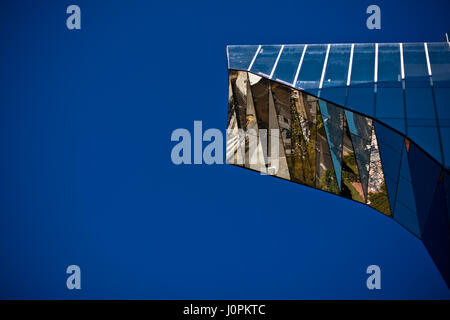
227,42 -> 450,287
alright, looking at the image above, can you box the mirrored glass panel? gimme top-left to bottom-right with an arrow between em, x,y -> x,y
319,101 -> 344,190
228,45 -> 259,70
346,44 -> 376,117
249,73 -> 270,132
376,86 -> 405,134
427,42 -> 450,84
272,45 -> 305,85
406,120 -> 442,163
320,44 -> 351,106
367,127 -> 392,216
316,105 -> 340,194
350,44 -> 375,84
323,44 -> 351,87
227,71 -> 248,166
250,45 -> 282,76
271,82 -> 295,179
287,90 -> 317,187
341,114 -> 365,203
346,87 -> 375,117
434,87 -> 450,167
403,43 -> 430,84
229,70 -> 248,131
378,44 -> 402,83
296,44 -> 327,94
345,110 -> 373,200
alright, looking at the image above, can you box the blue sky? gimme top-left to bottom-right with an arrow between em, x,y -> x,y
0,0 -> 449,299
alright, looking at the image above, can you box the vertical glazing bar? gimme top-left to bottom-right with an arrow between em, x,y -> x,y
346,44 -> 355,86
292,45 -> 308,87
374,43 -> 379,83
248,45 -> 261,71
319,44 -> 331,89
399,43 -> 405,80
269,45 -> 284,79
424,42 -> 432,77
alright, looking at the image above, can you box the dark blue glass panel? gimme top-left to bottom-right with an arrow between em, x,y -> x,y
272,45 -> 305,85
346,45 -> 376,116
296,44 -> 327,90
376,86 -> 405,134
378,44 -> 402,83
435,88 -> 450,121
403,43 -> 429,83
346,86 -> 375,117
373,121 -> 404,152
250,45 -> 282,76
319,100 -> 343,190
427,42 -> 450,85
320,87 -> 346,107
396,176 -> 417,215
350,44 -> 375,84
439,125 -> 450,168
405,87 -> 435,119
399,145 -> 411,182
444,172 -> 450,224
407,142 -> 442,234
421,180 -> 450,286
377,118 -> 405,134
393,141 -> 419,237
434,87 -> 450,167
407,122 -> 442,164
303,88 -> 319,98
228,45 -> 259,70
394,201 -> 421,237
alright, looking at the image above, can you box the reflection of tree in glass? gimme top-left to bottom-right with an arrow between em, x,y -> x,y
288,94 -> 315,187
315,108 -> 339,194
318,169 -> 339,194
368,182 -> 391,216
341,153 -> 364,203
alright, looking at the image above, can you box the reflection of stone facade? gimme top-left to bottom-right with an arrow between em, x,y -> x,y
367,129 -> 384,194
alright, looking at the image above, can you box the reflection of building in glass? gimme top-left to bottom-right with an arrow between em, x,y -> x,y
227,42 -> 450,287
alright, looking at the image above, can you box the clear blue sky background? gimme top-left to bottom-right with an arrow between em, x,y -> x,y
0,0 -> 449,299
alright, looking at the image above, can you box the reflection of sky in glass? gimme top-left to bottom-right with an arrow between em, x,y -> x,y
428,43 -> 450,83
250,45 -> 282,76
403,43 -> 429,82
296,45 -> 327,89
323,44 -> 351,87
272,45 -> 305,84
378,44 -> 401,83
228,45 -> 259,70
319,100 -> 342,190
350,44 -> 375,84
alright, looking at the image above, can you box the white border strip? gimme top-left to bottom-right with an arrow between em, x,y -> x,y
424,42 -> 432,77
248,45 -> 261,71
292,45 -> 308,87
347,44 -> 354,86
319,44 -> 331,89
269,45 -> 284,79
374,43 -> 379,83
399,43 -> 405,80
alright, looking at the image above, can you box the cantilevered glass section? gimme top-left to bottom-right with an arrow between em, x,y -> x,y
226,43 -> 450,287
227,42 -> 450,170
